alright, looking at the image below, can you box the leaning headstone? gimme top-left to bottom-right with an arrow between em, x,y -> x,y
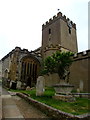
36,76 -> 45,96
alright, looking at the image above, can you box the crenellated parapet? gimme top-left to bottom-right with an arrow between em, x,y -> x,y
15,46 -> 21,51
43,44 -> 90,61
1,47 -> 30,61
73,50 -> 90,61
15,47 -> 29,53
42,12 -> 76,30
22,48 -> 29,53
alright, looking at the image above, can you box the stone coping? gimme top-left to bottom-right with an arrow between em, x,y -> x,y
69,93 -> 90,99
70,93 -> 90,95
53,84 -> 74,87
16,92 -> 90,120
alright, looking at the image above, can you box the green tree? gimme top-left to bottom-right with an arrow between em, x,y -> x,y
42,51 -> 73,80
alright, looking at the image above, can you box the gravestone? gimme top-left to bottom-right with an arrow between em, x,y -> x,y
17,81 -> 22,89
36,76 -> 45,96
26,86 -> 31,91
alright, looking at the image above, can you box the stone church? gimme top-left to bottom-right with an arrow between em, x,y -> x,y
1,12 -> 90,92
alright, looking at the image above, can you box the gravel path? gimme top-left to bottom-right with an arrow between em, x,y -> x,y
12,95 -> 49,119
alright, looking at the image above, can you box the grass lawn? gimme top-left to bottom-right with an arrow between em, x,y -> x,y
10,87 -> 90,115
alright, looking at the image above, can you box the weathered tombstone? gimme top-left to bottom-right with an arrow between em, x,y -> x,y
21,83 -> 26,90
26,86 -> 31,91
6,79 -> 10,88
77,88 -> 80,93
36,76 -> 45,96
10,81 -> 12,88
17,81 -> 22,89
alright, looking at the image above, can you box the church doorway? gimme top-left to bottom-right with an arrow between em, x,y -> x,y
20,55 -> 40,88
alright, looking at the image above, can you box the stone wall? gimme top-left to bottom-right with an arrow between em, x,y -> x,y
69,50 -> 90,92
1,46 -> 41,88
17,92 -> 89,120
0,60 -> 2,79
43,50 -> 90,93
2,56 -> 10,78
60,19 -> 78,52
44,73 -> 60,87
2,54 -> 11,86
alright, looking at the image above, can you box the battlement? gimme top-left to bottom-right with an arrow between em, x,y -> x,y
22,48 -> 29,53
42,12 -> 76,30
15,46 -> 21,51
1,47 -> 30,61
73,50 -> 90,60
43,44 -> 90,60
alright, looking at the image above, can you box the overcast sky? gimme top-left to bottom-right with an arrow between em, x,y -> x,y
0,0 -> 89,59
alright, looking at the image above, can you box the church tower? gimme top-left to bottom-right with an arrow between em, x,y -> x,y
41,12 -> 78,59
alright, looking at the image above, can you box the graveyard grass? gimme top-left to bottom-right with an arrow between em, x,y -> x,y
10,87 -> 90,115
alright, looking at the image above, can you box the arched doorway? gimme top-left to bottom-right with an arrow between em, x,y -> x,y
20,55 -> 40,88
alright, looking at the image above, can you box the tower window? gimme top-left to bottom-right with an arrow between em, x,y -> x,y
69,27 -> 71,34
49,28 -> 51,34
